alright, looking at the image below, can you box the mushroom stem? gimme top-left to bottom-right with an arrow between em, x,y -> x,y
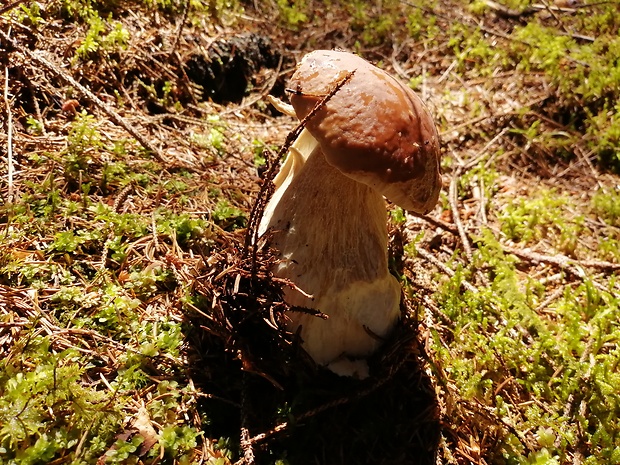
260,133 -> 401,378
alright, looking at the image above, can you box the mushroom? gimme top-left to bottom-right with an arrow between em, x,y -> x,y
259,50 -> 442,378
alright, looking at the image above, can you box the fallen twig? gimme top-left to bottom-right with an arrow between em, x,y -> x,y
503,245 -> 620,276
412,213 -> 620,284
243,70 -> 355,274
0,0 -> 30,16
168,0 -> 190,58
239,374 -> 255,465
3,66 -> 14,204
412,248 -> 477,293
411,212 -> 458,235
0,28 -> 168,164
448,165 -> 473,262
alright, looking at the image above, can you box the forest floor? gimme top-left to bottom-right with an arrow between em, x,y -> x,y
1,1 -> 619,464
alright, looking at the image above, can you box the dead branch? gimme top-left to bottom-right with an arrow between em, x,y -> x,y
503,245 -> 620,276
168,0 -> 191,58
411,212 -> 459,235
412,209 -> 620,285
0,28 -> 169,165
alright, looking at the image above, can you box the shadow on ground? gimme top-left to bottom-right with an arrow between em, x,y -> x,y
186,317 -> 440,465
180,226 -> 440,464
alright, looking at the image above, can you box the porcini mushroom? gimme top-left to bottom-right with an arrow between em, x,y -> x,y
260,50 -> 442,378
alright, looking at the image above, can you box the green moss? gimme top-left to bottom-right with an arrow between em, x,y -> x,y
0,341 -> 123,464
498,189 -> 585,255
276,0 -> 308,29
436,230 -> 620,462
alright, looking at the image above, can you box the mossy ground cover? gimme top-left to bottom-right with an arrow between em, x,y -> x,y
1,0 -> 619,464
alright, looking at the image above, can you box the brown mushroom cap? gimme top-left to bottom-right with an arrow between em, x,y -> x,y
289,50 -> 442,214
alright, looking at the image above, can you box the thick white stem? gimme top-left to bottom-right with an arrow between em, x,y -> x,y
260,134 -> 401,377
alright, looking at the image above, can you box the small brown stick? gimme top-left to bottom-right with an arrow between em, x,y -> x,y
168,0 -> 190,59
446,127 -> 509,263
412,248 -> 477,293
449,166 -> 473,261
0,28 -> 167,164
440,113 -> 496,139
24,72 -> 47,136
474,127 -> 509,170
410,212 -> 459,235
164,2 -> 201,107
503,245 -> 620,275
150,211 -> 159,256
475,175 -> 488,224
575,146 -> 603,189
3,66 -> 14,204
244,422 -> 289,447
535,285 -> 567,312
0,0 -> 30,15
243,71 -> 355,275
440,96 -> 549,141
